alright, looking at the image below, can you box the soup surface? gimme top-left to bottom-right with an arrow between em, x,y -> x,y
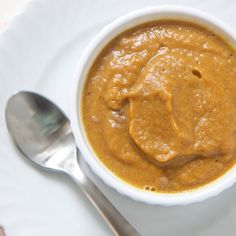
82,21 -> 236,192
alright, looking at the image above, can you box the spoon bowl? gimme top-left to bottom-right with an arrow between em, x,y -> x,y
6,91 -> 74,172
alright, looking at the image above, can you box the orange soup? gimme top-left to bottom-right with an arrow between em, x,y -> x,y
82,21 -> 236,192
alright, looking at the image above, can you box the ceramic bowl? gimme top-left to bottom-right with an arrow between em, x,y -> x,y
71,5 -> 236,206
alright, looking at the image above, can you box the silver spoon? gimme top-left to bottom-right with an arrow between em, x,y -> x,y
5,91 -> 140,236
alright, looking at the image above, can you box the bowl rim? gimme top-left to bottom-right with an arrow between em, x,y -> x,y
70,5 -> 236,206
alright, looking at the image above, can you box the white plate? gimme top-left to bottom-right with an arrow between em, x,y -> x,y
1,0 -> 236,235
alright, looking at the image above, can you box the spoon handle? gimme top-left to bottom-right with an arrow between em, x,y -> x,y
70,165 -> 140,236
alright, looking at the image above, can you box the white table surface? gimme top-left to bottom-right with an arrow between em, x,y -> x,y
0,2 -> 28,235
0,0 -> 28,28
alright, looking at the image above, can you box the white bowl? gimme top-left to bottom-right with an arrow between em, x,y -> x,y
70,5 -> 236,206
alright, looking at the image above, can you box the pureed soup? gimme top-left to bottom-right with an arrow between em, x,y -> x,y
82,20 -> 236,192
